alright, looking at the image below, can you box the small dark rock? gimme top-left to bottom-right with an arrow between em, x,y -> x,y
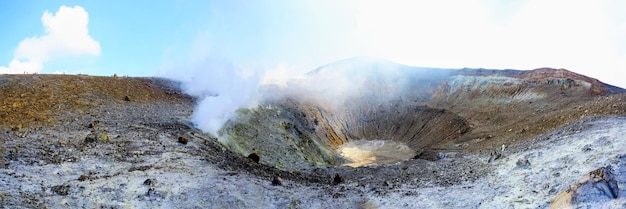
271,176 -> 282,186
332,193 -> 345,199
84,133 -> 97,143
414,150 -> 445,161
383,180 -> 392,187
128,165 -> 151,172
87,120 -> 100,129
488,150 -> 503,163
516,158 -> 531,169
78,175 -> 89,181
51,185 -> 70,196
143,178 -> 155,186
248,153 -> 260,163
332,173 -> 344,185
124,95 -> 131,101
178,136 -> 188,144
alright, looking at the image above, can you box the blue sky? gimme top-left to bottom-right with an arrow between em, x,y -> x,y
1,0 -> 625,87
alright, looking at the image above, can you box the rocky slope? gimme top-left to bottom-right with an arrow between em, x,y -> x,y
1,58 -> 626,208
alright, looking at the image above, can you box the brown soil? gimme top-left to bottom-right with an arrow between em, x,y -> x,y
436,69 -> 626,153
0,74 -> 191,129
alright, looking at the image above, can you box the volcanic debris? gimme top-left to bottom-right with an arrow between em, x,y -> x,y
248,153 -> 260,163
271,176 -> 283,186
332,173 -> 344,185
51,185 -> 70,196
178,136 -> 188,144
84,132 -> 110,143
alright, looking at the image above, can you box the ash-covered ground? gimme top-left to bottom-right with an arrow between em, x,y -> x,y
2,101 -> 626,208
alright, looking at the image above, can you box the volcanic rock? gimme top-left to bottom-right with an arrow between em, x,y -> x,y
551,166 -> 620,208
84,132 -> 110,143
87,120 -> 100,129
144,178 -> 155,187
78,175 -> 89,181
271,176 -> 283,186
178,136 -> 188,144
332,173 -> 344,185
247,153 -> 260,163
516,158 -> 531,169
51,185 -> 70,196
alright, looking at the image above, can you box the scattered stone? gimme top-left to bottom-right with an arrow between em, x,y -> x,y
128,165 -> 152,172
178,136 -> 188,144
271,176 -> 282,186
124,95 -> 131,101
437,152 -> 446,160
516,158 -> 531,169
84,133 -> 97,143
84,132 -> 110,143
248,153 -> 260,163
51,185 -> 70,196
414,150 -> 446,161
488,150 -> 503,163
143,178 -> 155,186
78,175 -> 89,181
87,120 -> 100,129
10,124 -> 22,132
551,166 -> 619,208
332,173 -> 344,185
383,180 -> 392,187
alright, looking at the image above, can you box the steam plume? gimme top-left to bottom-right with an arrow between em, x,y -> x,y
172,57 -> 259,136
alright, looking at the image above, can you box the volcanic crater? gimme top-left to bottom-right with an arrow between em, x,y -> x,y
2,58 -> 626,208
220,57 -> 625,171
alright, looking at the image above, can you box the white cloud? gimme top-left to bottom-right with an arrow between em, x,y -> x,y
354,0 -> 626,88
0,59 -> 44,74
0,5 -> 100,74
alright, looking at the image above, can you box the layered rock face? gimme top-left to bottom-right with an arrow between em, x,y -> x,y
551,166 -> 620,207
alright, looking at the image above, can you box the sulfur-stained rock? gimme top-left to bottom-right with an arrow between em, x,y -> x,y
551,166 -> 619,208
84,132 -> 110,143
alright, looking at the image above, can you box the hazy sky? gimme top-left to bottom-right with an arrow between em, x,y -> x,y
1,0 -> 625,87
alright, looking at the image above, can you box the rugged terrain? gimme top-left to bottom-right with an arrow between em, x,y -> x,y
1,58 -> 626,208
